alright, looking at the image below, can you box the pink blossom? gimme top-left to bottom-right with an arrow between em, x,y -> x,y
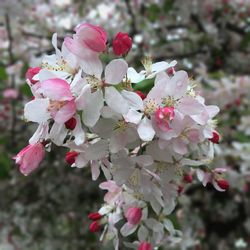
25,67 -> 41,84
3,88 -> 18,99
35,78 -> 76,123
155,106 -> 175,131
138,241 -> 153,250
125,207 -> 142,225
13,143 -> 45,176
65,23 -> 107,57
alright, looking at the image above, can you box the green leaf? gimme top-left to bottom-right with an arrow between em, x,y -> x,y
21,83 -> 33,97
132,78 -> 154,92
147,4 -> 161,22
240,33 -> 250,49
0,66 -> 8,82
163,0 -> 174,13
0,153 -> 11,179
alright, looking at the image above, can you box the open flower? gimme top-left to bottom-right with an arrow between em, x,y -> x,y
24,78 -> 76,124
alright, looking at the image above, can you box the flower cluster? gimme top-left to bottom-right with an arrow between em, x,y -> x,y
14,23 -> 221,249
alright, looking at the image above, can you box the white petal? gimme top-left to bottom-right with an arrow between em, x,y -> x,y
82,89 -> 104,127
120,223 -> 137,237
138,225 -> 149,242
165,70 -> 188,98
151,61 -> 169,73
73,115 -> 85,145
127,67 -> 145,83
24,98 -> 50,123
105,87 -> 129,114
75,84 -> 91,110
91,161 -> 100,180
109,131 -> 127,153
79,55 -> 103,78
137,117 -> 155,141
49,122 -> 68,146
178,97 -> 204,115
123,110 -> 143,125
85,140 -> 108,160
29,122 -> 49,144
121,90 -> 144,110
105,59 -> 128,85
75,154 -> 88,168
173,138 -> 187,155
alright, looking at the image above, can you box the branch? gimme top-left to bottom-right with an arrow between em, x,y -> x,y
226,23 -> 246,35
124,0 -> 138,37
5,13 -> 17,148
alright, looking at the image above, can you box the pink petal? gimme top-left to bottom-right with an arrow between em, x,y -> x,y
40,78 -> 73,101
53,100 -> 76,123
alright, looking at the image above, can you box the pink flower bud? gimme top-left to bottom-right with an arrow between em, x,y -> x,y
138,241 -> 153,250
13,143 -> 45,176
112,32 -> 132,56
155,106 -> 175,131
89,221 -> 101,233
209,131 -> 220,144
25,67 -> 41,84
65,151 -> 78,165
75,23 -> 107,52
183,174 -> 193,183
125,207 -> 142,225
64,117 -> 77,130
135,91 -> 147,100
216,179 -> 229,190
88,212 -> 102,221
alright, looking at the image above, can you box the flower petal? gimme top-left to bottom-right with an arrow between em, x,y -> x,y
53,100 -> 76,124
137,117 -> 155,141
121,90 -> 144,110
105,59 -> 128,85
105,87 -> 129,114
82,89 -> 104,127
40,78 -> 73,101
24,98 -> 50,123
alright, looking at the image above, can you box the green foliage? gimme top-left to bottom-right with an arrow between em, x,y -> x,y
132,78 -> 154,92
163,0 -> 174,14
240,33 -> 250,50
147,4 -> 161,22
21,83 -> 33,97
0,66 -> 8,82
0,151 -> 11,179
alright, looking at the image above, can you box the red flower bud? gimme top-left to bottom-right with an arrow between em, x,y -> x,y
89,221 -> 101,233
25,67 -> 41,84
216,179 -> 229,190
112,32 -> 132,56
234,98 -> 241,106
183,174 -> 193,183
167,67 -> 175,75
178,185 -> 184,194
209,131 -> 220,144
65,117 -> 77,130
65,151 -> 78,165
135,91 -> 147,100
88,212 -> 102,221
138,241 -> 153,250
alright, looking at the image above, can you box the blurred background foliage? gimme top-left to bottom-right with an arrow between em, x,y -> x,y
0,0 -> 250,249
